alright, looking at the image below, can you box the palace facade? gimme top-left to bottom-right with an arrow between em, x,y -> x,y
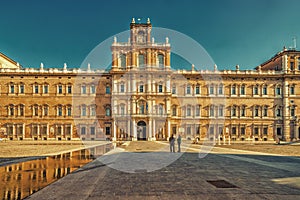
0,19 -> 300,142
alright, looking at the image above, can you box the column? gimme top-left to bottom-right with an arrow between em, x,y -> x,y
148,119 -> 152,140
132,77 -> 136,92
113,120 -> 117,141
22,123 -> 25,139
153,119 -> 156,139
113,80 -> 118,93
283,80 -> 290,141
167,120 -> 171,139
133,119 -> 137,141
127,119 -> 131,138
166,77 -> 171,93
147,75 -> 152,93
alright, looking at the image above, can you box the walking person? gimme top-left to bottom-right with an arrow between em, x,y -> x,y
177,134 -> 182,152
169,134 -> 175,153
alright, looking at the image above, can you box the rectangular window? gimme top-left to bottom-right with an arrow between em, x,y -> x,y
290,86 -> 295,95
120,84 -> 125,93
20,85 -> 25,94
187,107 -> 191,116
218,106 -> 223,117
290,62 -> 294,70
232,107 -> 236,117
186,85 -> 191,94
241,107 -> 245,117
139,85 -> 144,93
276,127 -> 282,135
44,106 -> 48,116
254,86 -> 258,95
90,85 -> 95,94
67,85 -> 72,94
43,85 -> 48,94
218,85 -> 223,95
81,107 -> 86,116
58,85 -> 63,94
240,85 -> 245,95
263,127 -> 268,135
81,85 -> 86,94
209,86 -> 214,95
232,127 -> 236,135
91,107 -> 96,116
209,106 -> 214,117
90,127 -> 95,135
65,126 -> 71,135
263,86 -> 267,95
254,127 -> 259,135
276,108 -> 281,117
195,86 -> 200,94
58,107 -> 62,116
231,85 -> 236,95
240,127 -> 245,135
106,86 -> 110,94
105,127 -> 110,135
158,85 -> 163,93
81,127 -> 86,135
254,107 -> 259,117
34,85 -> 39,94
57,126 -> 62,134
10,85 -> 15,94
172,107 -> 177,116
67,107 -> 72,116
195,106 -> 200,116
172,85 -> 176,94
263,107 -> 268,117
276,87 -> 281,95
291,107 -> 295,117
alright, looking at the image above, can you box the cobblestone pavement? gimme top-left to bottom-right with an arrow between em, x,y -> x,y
27,141 -> 300,200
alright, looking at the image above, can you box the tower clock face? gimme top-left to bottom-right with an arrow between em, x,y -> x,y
137,30 -> 145,43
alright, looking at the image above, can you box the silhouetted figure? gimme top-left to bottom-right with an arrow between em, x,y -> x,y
169,134 -> 175,152
177,134 -> 182,152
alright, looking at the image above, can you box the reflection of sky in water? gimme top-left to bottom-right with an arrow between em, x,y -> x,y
0,144 -> 111,200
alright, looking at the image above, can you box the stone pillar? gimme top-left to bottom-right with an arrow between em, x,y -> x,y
147,49 -> 151,67
132,77 -> 136,92
166,51 -> 171,69
166,77 -> 171,93
112,51 -> 118,69
167,120 -> 171,139
113,120 -> 117,141
148,119 -> 152,140
127,119 -> 131,138
153,119 -> 156,139
283,80 -> 290,141
147,75 -> 152,93
133,119 -> 137,141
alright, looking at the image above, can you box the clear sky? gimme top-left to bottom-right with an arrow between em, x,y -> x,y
0,0 -> 300,70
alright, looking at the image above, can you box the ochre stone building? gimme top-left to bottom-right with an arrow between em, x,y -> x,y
0,19 -> 299,142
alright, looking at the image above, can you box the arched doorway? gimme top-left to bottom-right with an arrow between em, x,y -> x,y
137,121 -> 146,140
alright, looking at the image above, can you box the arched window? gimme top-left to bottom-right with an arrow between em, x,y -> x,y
33,104 -> 39,116
90,105 -> 96,116
172,106 -> 177,116
159,104 -> 164,115
138,54 -> 145,67
231,84 -> 236,95
253,85 -> 259,95
195,105 -> 201,116
105,85 -> 110,94
186,84 -> 191,95
139,103 -> 145,114
120,54 -> 126,69
19,104 -> 24,116
120,104 -> 125,115
105,107 -> 111,116
209,105 -> 215,117
81,105 -> 86,116
263,85 -> 268,95
158,54 -> 164,68
8,104 -> 14,116
186,105 -> 191,117
231,105 -> 237,117
240,84 -> 245,95
57,105 -> 63,117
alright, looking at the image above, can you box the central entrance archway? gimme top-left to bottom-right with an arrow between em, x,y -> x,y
137,121 -> 147,140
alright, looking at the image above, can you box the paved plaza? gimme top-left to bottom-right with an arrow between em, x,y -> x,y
27,141 -> 300,200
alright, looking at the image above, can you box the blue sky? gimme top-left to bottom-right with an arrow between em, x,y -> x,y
0,0 -> 300,70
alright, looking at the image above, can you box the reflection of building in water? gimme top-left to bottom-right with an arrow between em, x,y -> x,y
0,145 -> 108,200
1,18 -> 300,142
